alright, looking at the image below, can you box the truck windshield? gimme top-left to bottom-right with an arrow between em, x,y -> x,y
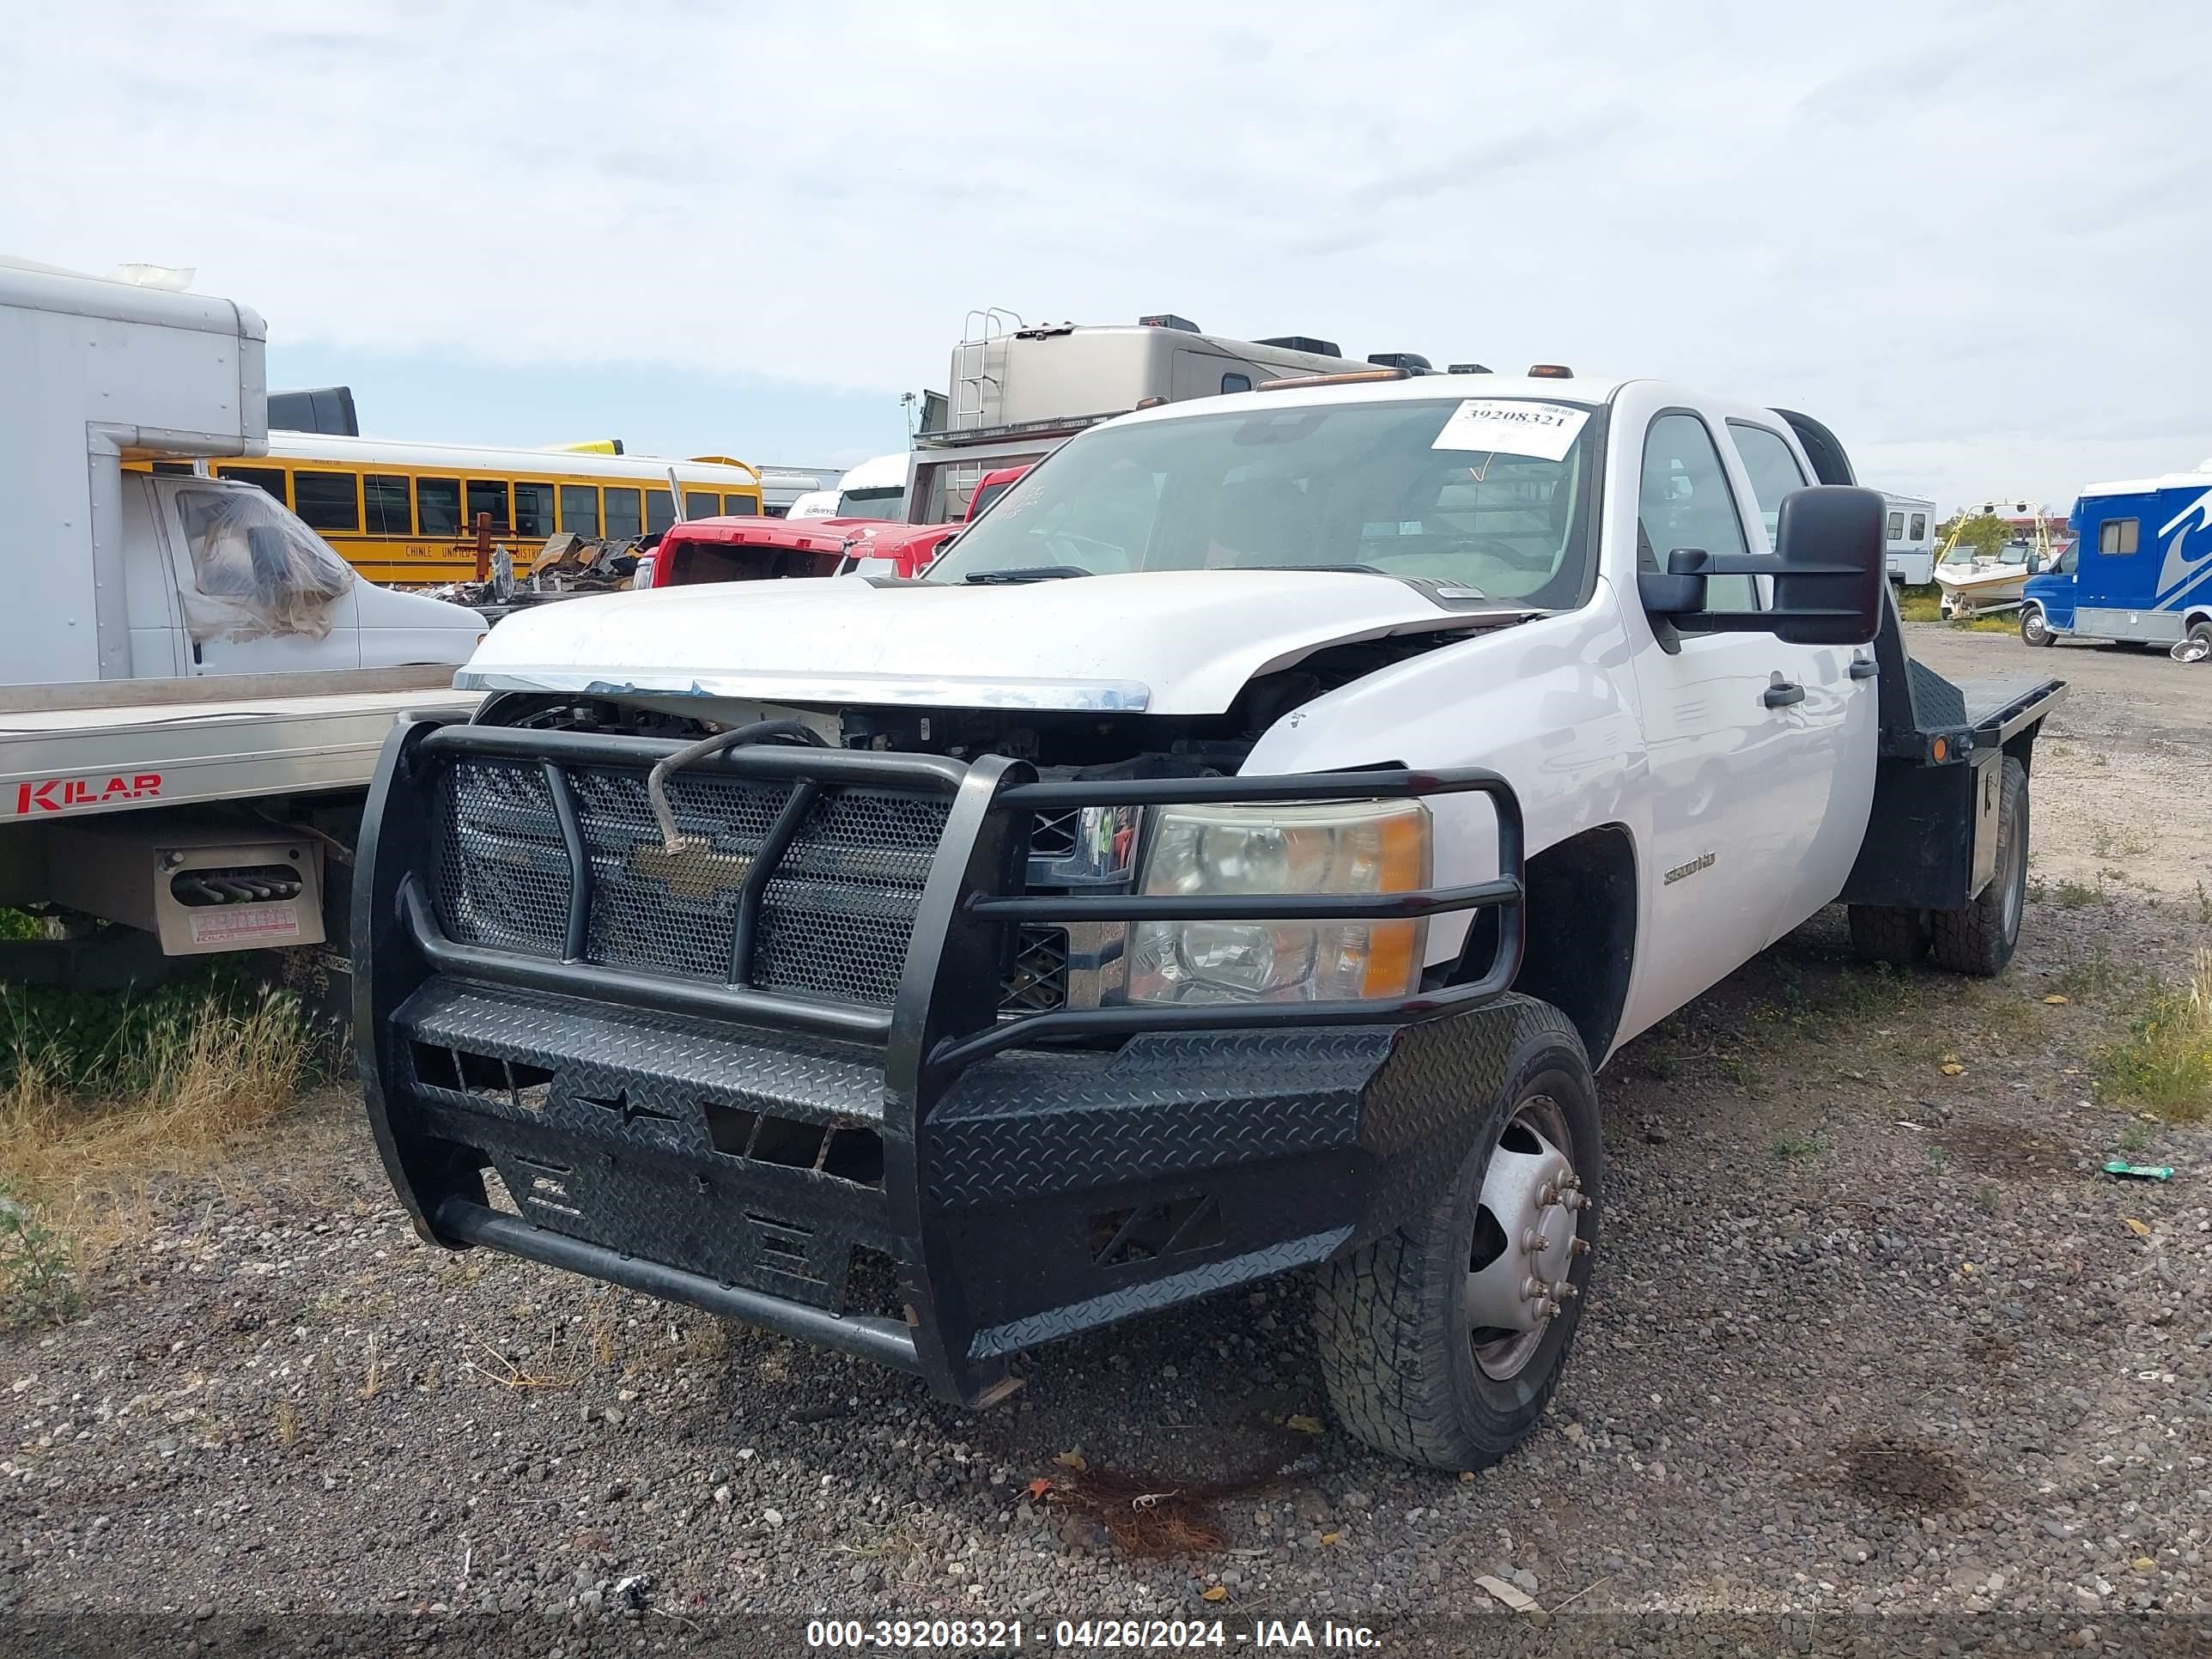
924,397 -> 1601,605
837,485 -> 907,520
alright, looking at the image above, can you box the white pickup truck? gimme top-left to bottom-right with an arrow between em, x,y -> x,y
356,369 -> 2063,1469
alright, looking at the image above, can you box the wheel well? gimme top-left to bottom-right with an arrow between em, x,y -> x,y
2185,609 -> 2212,630
1512,823 -> 1637,1064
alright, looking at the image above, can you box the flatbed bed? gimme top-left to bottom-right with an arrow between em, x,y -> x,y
1,667 -> 480,821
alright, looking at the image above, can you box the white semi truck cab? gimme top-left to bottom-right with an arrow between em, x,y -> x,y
356,370 -> 2063,1468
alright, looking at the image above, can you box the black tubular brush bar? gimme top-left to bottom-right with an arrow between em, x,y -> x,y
434,1200 -> 921,1372
968,877 -> 1521,924
421,721 -> 969,793
540,762 -> 591,961
398,878 -> 893,1040
729,779 -> 821,988
409,730 -> 1524,1055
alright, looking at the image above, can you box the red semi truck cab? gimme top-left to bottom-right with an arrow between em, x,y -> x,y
641,465 -> 1028,588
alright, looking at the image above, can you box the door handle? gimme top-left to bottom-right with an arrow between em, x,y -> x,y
1849,657 -> 1878,680
1763,680 -> 1805,708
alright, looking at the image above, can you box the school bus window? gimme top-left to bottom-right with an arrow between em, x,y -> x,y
684,490 -> 720,520
217,465 -> 289,506
466,480 -> 511,534
364,473 -> 411,535
514,483 -> 555,538
605,486 -> 643,541
724,493 -> 760,517
417,477 -> 463,538
646,488 -> 677,536
558,483 -> 599,538
293,470 -> 361,533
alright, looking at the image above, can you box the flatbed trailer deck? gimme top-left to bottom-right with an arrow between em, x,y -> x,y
1,667 -> 480,822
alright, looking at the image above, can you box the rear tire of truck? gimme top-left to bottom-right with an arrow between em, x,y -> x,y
1927,757 -> 2028,977
1313,1000 -> 1601,1472
1847,904 -> 1926,965
2019,606 -> 2055,647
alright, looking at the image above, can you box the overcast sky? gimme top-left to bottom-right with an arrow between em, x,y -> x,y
6,0 -> 2207,508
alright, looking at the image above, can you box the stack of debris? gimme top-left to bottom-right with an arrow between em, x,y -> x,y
422,532 -> 648,620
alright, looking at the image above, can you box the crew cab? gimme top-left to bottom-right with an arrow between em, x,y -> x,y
355,373 -> 2063,1469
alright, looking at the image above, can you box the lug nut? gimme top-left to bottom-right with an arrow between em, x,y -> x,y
1555,1281 -> 1580,1301
1522,1229 -> 1550,1255
1541,1300 -> 1562,1318
1561,1192 -> 1590,1212
1571,1237 -> 1591,1256
1558,1172 -> 1581,1191
1537,1182 -> 1557,1206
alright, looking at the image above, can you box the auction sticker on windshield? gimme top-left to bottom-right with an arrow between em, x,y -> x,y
1431,398 -> 1588,460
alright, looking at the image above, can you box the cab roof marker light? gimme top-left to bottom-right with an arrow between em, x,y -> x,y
1448,363 -> 1492,374
1256,368 -> 1413,392
1528,364 -> 1574,379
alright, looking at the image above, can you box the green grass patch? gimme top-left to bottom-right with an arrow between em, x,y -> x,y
0,1176 -> 80,1330
2099,951 -> 2212,1123
1771,1130 -> 1829,1160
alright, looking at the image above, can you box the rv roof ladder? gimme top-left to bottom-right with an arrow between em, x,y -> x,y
952,308 -> 1022,433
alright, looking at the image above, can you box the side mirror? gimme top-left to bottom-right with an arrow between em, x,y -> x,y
1638,484 -> 1886,647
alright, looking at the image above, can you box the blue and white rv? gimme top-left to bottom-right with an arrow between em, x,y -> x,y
2019,465 -> 2212,651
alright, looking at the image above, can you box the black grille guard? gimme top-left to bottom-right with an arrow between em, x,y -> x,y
355,715 -> 1526,1405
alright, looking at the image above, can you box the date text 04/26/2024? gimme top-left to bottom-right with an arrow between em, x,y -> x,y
804,1618 -> 1383,1649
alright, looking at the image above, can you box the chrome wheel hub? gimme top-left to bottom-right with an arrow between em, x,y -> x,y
1464,1095 -> 1586,1381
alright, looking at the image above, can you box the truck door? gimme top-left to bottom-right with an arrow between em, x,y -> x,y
157,480 -> 362,675
1723,421 -> 1877,937
1624,411 -> 1814,1000
120,475 -> 185,677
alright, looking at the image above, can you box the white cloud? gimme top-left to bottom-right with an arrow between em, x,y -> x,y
5,0 -> 2207,508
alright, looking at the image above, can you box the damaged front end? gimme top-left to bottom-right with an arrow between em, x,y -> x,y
354,716 -> 1528,1406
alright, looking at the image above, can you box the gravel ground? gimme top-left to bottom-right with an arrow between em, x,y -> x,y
2,625 -> 2207,1654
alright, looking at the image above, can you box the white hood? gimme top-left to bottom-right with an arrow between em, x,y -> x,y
459,570 -> 1515,715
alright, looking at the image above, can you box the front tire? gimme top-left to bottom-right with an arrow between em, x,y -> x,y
1928,757 -> 2028,976
2020,606 -> 2055,647
1314,1000 -> 1601,1471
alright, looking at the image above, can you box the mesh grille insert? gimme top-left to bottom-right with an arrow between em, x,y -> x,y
433,763 -> 570,958
430,758 -> 956,1010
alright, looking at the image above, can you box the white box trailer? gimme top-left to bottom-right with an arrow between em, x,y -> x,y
0,259 -> 479,1002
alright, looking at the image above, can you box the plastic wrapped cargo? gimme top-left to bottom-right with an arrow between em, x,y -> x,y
173,484 -> 356,642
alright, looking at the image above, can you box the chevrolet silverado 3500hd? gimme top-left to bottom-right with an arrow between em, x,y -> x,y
356,372 -> 2063,1469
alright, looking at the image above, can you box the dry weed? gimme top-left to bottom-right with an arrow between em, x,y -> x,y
0,986 -> 311,1258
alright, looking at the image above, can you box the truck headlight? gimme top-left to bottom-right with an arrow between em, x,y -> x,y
1127,799 -> 1431,1004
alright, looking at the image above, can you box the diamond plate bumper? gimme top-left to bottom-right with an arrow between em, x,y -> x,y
356,715 -> 1531,1405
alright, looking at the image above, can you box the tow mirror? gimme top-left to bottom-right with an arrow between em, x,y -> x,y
1638,484 -> 1886,647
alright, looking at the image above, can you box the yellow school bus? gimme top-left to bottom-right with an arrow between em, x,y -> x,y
159,434 -> 765,585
